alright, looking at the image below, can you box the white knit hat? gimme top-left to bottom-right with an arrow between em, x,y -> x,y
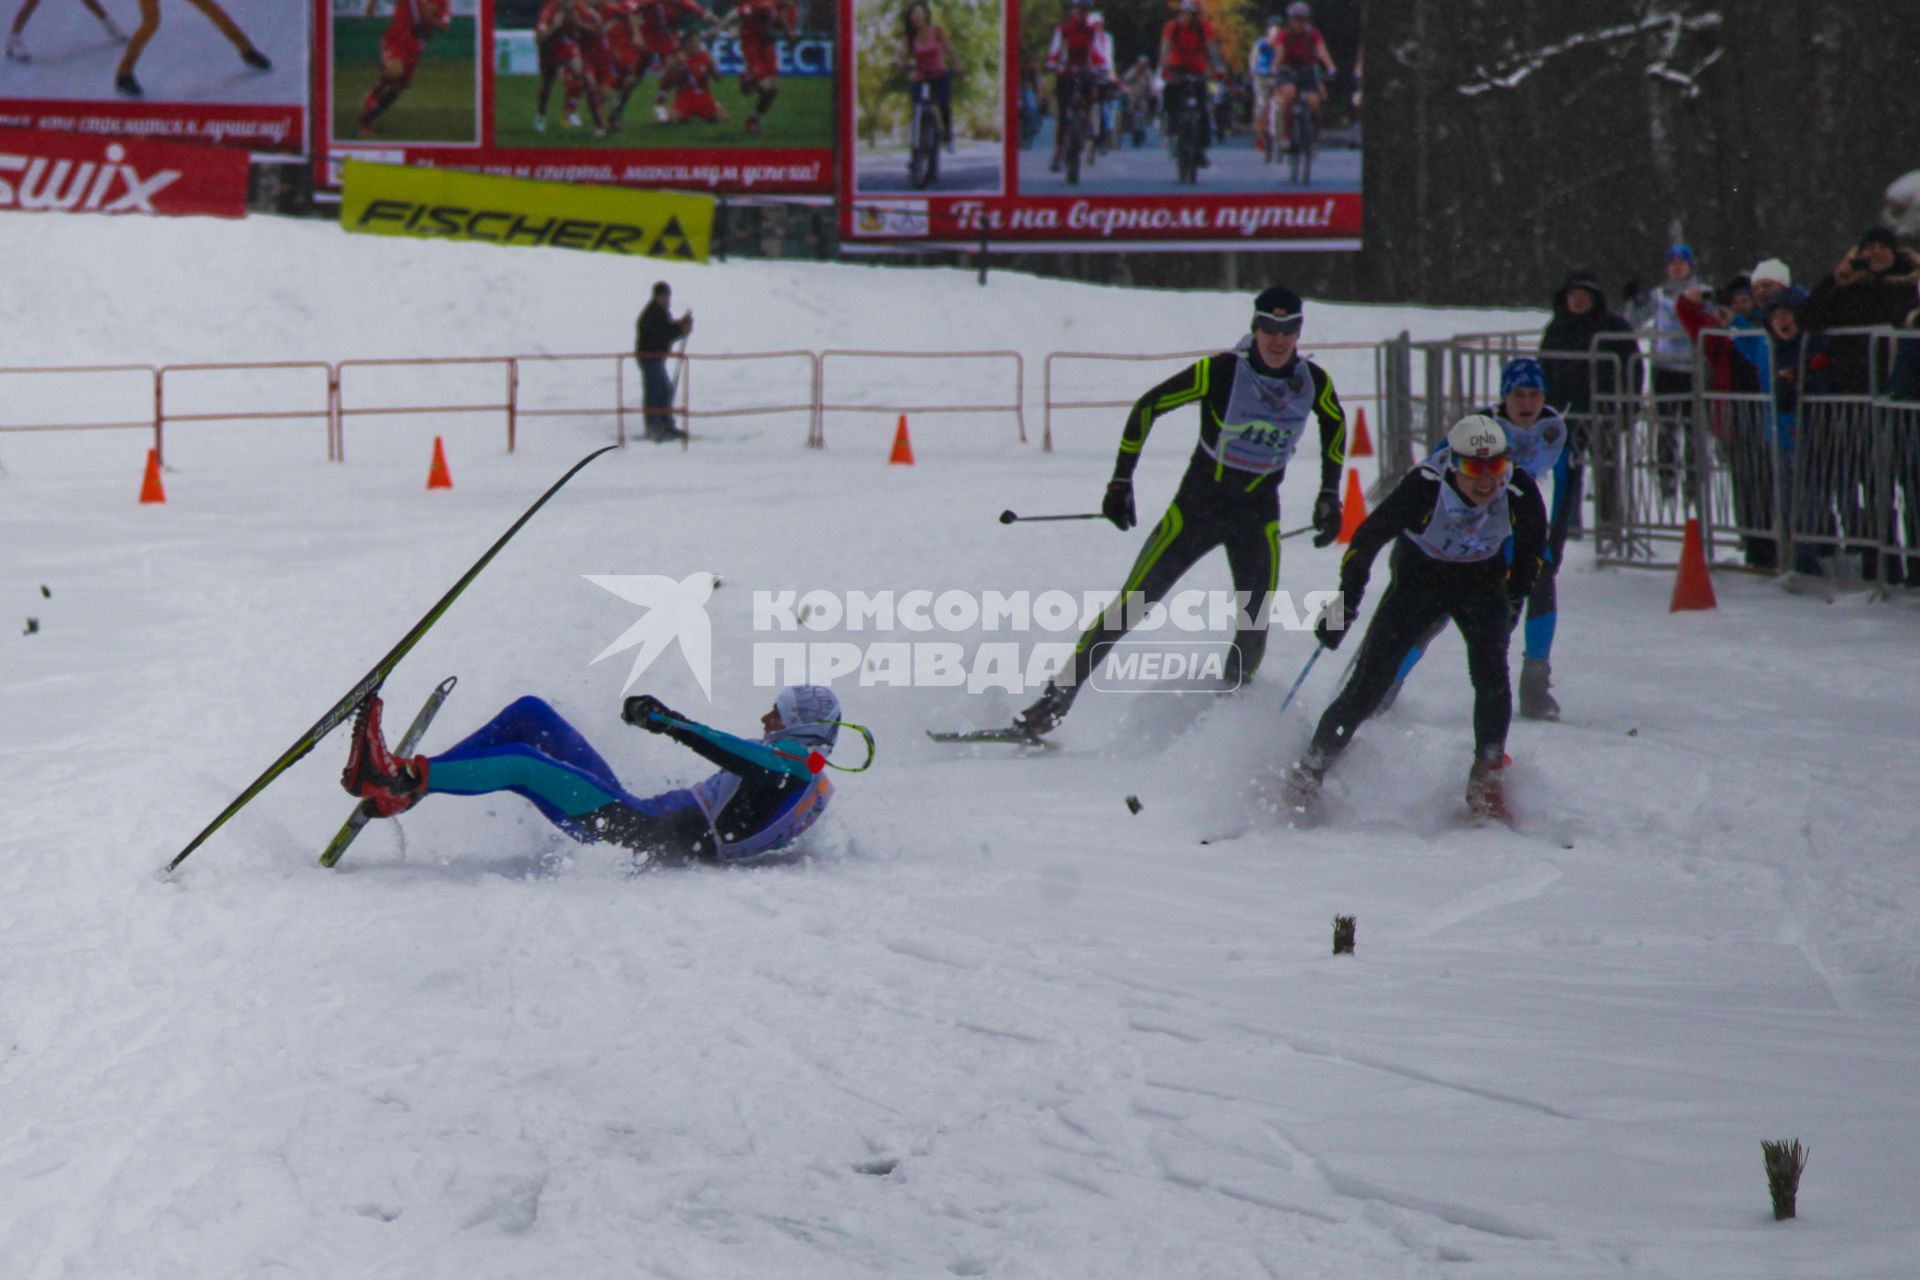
1750,258 -> 1792,288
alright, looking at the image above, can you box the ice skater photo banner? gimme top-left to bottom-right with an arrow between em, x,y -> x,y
0,0 -> 310,155
839,0 -> 1363,251
315,0 -> 836,196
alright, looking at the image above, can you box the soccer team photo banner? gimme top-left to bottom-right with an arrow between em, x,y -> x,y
838,0 -> 1363,250
0,0 -> 309,156
0,124 -> 251,217
340,157 -> 715,257
314,0 -> 836,196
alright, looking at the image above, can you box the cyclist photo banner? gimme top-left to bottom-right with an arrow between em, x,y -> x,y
313,0 -> 837,197
837,0 -> 1362,250
341,157 -> 714,257
0,0 -> 308,156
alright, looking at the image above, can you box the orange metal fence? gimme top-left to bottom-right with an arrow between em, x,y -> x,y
816,349 -> 1025,448
1042,342 -> 1387,452
0,343 -> 1409,463
0,363 -> 160,449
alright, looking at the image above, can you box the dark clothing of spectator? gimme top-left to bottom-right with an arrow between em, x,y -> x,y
635,298 -> 692,442
1540,271 -> 1637,530
1895,305 -> 1920,402
1540,272 -> 1636,422
1892,307 -> 1920,582
1803,247 -> 1920,393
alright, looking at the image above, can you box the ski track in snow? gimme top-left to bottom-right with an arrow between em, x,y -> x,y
2,214 -> 1919,1279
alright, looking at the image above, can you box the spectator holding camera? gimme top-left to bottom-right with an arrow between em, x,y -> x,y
1803,226 -> 1920,394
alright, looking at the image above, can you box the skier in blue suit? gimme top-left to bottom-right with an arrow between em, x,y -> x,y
342,684 -> 845,864
1375,357 -> 1572,720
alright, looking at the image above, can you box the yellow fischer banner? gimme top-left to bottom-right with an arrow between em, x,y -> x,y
341,161 -> 713,261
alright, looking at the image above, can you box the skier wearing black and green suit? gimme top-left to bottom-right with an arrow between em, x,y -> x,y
1014,285 -> 1348,738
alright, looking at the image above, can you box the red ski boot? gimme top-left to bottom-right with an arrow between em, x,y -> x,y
1466,752 -> 1513,824
341,695 -> 429,817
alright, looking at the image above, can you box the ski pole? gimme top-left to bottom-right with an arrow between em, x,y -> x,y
1277,646 -> 1323,714
999,510 -> 1104,524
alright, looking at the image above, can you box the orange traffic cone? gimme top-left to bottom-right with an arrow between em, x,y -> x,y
1349,405 -> 1374,458
1669,516 -> 1717,612
426,435 -> 454,490
888,414 -> 915,466
1334,468 -> 1368,544
138,448 -> 166,505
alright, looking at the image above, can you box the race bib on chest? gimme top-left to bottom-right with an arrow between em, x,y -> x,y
1213,355 -> 1313,474
1405,478 -> 1512,563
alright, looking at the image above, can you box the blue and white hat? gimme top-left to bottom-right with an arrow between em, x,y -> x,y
1500,357 -> 1546,397
774,685 -> 841,752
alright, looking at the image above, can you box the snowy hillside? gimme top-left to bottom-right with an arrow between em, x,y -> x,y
3,215 -> 1918,1279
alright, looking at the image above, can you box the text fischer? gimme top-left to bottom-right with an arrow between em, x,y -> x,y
356,199 -> 651,252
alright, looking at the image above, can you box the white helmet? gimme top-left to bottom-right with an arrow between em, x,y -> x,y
1446,414 -> 1506,460
775,684 -> 842,752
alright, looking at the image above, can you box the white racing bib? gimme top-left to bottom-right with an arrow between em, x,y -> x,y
1403,469 -> 1512,563
1205,344 -> 1315,476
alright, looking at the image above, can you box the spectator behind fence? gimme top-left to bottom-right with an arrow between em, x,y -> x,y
635,281 -> 693,443
1678,275 -> 1771,566
1893,284 -> 1920,583
1750,257 -> 1792,311
1677,274 -> 1758,395
1732,288 -> 1832,575
1896,281 -> 1920,401
1540,270 -> 1635,528
1803,226 -> 1920,394
1627,244 -> 1705,503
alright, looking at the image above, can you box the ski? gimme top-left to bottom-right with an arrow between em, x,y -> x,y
926,728 -> 1060,749
162,445 -> 618,876
318,676 -> 457,869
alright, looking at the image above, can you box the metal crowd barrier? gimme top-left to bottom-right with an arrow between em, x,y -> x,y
816,349 -> 1026,449
1390,323 -> 1920,590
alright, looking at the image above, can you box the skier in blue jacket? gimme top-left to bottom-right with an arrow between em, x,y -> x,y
1375,357 -> 1572,720
341,684 -> 844,864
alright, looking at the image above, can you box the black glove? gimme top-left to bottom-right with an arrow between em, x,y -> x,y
1312,597 -> 1350,651
622,694 -> 679,731
1311,488 -> 1342,548
1622,278 -> 1643,307
1103,479 -> 1136,531
1507,594 -> 1527,635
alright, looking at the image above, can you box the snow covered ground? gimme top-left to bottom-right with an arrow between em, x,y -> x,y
3,215 -> 1918,1279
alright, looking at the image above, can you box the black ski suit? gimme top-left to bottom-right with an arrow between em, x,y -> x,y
1068,340 -> 1346,689
1310,463 -> 1546,762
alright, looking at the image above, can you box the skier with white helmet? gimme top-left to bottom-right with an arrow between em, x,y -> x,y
1285,414 -> 1547,820
1375,355 -> 1572,719
341,683 -> 854,864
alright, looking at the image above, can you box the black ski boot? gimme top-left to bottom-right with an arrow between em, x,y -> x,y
1518,657 -> 1560,721
1013,681 -> 1078,739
